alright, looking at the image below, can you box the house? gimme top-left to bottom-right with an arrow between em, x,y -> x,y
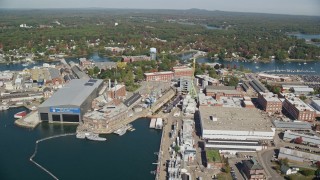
280,165 -> 299,175
43,87 -> 53,98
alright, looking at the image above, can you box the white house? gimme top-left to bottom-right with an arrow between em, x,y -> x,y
280,165 -> 299,175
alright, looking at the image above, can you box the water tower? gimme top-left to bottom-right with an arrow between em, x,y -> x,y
150,48 -> 157,60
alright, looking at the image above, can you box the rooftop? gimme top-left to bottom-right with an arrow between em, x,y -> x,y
285,94 -> 314,112
292,87 -> 314,92
258,73 -> 280,79
242,158 -> 264,170
272,120 -> 312,130
144,71 -> 174,76
206,85 -> 235,91
39,79 -> 103,107
71,65 -> 89,79
199,106 -> 273,131
259,92 -> 281,102
48,67 -> 61,80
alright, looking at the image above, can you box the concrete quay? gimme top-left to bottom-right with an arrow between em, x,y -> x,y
14,110 -> 41,129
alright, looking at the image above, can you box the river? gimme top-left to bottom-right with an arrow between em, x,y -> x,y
0,107 -> 161,179
0,53 -> 111,72
178,52 -> 320,75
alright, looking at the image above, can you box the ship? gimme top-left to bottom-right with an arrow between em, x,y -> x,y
76,132 -> 86,139
0,105 -> 9,111
113,124 -> 133,136
14,111 -> 27,119
85,133 -> 106,141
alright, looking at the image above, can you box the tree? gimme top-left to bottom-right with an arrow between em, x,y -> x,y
294,136 -> 303,144
174,145 -> 180,152
226,76 -> 239,86
134,67 -> 144,82
87,68 -> 94,76
300,169 -> 314,176
93,66 -> 100,74
209,69 -> 217,78
279,158 -> 289,166
224,165 -> 231,173
299,95 -> 307,101
214,64 -> 220,70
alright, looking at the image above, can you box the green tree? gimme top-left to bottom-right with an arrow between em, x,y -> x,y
209,69 -> 217,78
279,158 -> 289,166
87,68 -> 94,76
93,66 -> 100,75
134,67 -> 144,82
174,145 -> 180,153
299,95 -> 307,101
300,169 -> 314,176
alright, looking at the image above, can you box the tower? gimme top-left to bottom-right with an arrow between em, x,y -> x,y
150,48 -> 157,60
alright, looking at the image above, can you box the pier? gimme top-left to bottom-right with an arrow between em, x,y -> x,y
30,133 -> 76,180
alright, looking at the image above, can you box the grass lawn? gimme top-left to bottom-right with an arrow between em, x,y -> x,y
206,149 -> 221,162
285,173 -> 314,180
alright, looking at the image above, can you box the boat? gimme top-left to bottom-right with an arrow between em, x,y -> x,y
304,60 -> 307,65
22,63 -> 29,67
76,132 -> 86,139
114,124 -> 133,136
85,133 -> 106,141
114,126 -> 127,136
0,105 -> 9,111
14,111 -> 27,119
128,127 -> 135,132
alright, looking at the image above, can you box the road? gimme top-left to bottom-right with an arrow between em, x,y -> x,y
259,149 -> 284,180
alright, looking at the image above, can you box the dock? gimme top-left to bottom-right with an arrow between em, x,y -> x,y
150,118 -> 156,128
14,110 -> 41,129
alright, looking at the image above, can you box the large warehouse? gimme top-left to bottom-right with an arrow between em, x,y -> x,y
199,106 -> 275,140
199,106 -> 275,154
38,79 -> 103,123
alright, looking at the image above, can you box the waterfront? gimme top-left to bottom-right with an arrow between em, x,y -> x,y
0,107 -> 161,179
196,57 -> 320,75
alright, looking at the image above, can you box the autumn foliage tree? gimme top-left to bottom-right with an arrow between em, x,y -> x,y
294,136 -> 303,144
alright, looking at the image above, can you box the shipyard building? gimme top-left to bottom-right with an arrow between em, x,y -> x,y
199,106 -> 275,154
38,79 -> 103,123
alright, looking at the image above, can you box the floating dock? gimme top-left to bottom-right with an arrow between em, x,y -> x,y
150,118 -> 163,129
150,118 -> 156,128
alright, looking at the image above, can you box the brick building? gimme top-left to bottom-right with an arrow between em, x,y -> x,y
173,66 -> 194,78
205,86 -> 243,100
242,158 -> 265,180
144,71 -> 174,82
257,92 -> 282,113
106,84 -> 126,100
282,93 -> 316,122
79,58 -> 92,67
121,55 -> 150,63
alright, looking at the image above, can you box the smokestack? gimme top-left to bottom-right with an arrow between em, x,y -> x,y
108,79 -> 111,90
114,80 -> 117,99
